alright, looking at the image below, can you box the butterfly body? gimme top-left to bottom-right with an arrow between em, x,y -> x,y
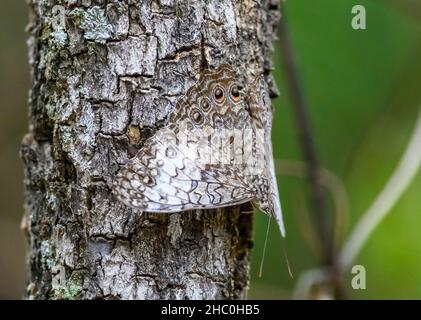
113,65 -> 285,237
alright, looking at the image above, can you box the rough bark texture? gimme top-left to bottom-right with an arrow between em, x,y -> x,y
21,0 -> 280,299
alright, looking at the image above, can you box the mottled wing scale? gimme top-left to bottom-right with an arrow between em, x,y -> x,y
113,64 -> 285,237
113,65 -> 255,213
248,76 -> 285,237
114,133 -> 255,212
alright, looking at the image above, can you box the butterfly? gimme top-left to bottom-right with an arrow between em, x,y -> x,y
113,64 -> 285,237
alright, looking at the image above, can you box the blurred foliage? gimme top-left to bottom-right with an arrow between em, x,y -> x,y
0,0 -> 29,299
1,0 -> 420,299
250,0 -> 421,299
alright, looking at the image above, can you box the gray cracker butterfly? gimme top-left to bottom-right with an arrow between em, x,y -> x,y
113,64 -> 285,237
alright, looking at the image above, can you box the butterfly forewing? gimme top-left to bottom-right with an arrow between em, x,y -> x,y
113,64 -> 285,236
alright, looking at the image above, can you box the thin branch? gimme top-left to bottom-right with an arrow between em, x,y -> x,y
339,107 -> 421,271
275,160 -> 349,256
292,268 -> 329,300
277,7 -> 333,265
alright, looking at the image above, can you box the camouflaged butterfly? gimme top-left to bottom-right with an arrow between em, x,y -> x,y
113,64 -> 285,237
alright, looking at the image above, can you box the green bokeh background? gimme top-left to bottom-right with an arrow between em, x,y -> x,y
1,0 -> 420,299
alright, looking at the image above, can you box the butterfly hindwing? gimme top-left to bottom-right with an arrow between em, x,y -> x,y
113,129 -> 255,212
113,64 -> 285,236
113,65 -> 256,212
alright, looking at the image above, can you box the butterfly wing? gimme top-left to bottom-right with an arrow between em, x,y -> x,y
248,76 -> 286,237
113,125 -> 255,212
113,64 -> 283,227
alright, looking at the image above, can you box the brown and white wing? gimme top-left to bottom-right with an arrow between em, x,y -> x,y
113,128 -> 255,212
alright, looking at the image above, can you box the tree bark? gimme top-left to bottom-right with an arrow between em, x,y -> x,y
21,0 -> 280,299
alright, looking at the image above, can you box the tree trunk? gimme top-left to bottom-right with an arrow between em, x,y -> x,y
21,0 -> 280,299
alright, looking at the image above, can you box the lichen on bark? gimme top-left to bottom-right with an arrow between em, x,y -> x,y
22,0 -> 280,300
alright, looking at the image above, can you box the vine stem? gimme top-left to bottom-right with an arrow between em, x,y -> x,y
278,4 -> 333,265
339,108 -> 421,271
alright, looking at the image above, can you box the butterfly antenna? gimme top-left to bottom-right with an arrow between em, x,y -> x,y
258,216 -> 272,278
282,241 -> 294,279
